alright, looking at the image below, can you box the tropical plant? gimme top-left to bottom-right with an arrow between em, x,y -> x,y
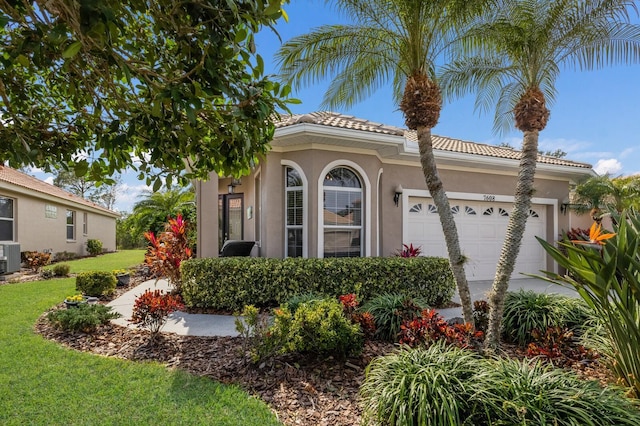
0,1 -> 294,187
537,211 -> 640,398
361,293 -> 430,342
440,0 -> 640,347
573,174 -> 640,219
395,243 -> 422,257
144,213 -> 193,290
399,308 -> 483,349
130,289 -> 184,340
277,0 -> 494,324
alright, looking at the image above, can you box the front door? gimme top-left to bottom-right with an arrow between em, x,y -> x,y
218,194 -> 244,250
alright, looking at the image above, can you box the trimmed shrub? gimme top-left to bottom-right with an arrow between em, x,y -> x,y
361,293 -> 430,342
86,239 -> 103,256
76,271 -> 117,297
181,257 -> 455,311
47,304 -> 120,333
54,251 -> 76,262
285,292 -> 328,312
275,298 -> 363,357
52,263 -> 71,277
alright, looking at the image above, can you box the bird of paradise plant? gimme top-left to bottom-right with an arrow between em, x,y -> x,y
570,222 -> 616,246
535,212 -> 640,398
144,213 -> 193,291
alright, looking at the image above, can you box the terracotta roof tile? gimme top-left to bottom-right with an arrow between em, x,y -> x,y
275,111 -> 592,169
0,166 -> 118,216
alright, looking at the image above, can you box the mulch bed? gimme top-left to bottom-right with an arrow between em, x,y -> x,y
33,278 -> 615,426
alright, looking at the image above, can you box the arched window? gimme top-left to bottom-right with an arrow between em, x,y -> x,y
285,166 -> 304,257
322,167 -> 362,257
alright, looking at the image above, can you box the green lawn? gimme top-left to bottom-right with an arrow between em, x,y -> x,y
45,249 -> 147,273
0,252 -> 280,425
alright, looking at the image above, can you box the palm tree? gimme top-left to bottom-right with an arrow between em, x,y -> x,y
574,174 -> 640,219
128,186 -> 195,241
276,0 -> 490,324
440,0 -> 640,347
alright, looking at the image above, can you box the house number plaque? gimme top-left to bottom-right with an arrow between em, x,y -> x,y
483,195 -> 496,202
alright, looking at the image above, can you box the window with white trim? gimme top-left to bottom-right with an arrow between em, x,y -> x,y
285,167 -> 303,257
0,197 -> 14,241
322,167 -> 362,258
66,210 -> 76,240
83,212 -> 88,235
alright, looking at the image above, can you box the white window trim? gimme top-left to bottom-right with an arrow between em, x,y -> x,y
281,160 -> 308,258
317,160 -> 371,257
66,210 -> 76,241
0,196 -> 15,242
401,189 -> 558,273
83,212 -> 88,235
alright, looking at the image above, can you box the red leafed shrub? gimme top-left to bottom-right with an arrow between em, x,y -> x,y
22,251 -> 51,272
339,293 -> 376,338
399,309 -> 483,349
144,214 -> 193,290
130,289 -> 184,339
563,228 -> 590,242
396,243 -> 422,258
527,326 -> 598,366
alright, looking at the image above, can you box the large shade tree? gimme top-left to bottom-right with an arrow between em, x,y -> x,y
277,0 -> 491,323
0,0 -> 294,188
440,0 -> 640,347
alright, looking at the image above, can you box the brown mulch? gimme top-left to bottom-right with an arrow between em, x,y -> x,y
34,278 -> 615,426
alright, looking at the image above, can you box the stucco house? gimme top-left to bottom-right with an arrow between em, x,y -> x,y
195,111 -> 594,281
0,166 -> 119,272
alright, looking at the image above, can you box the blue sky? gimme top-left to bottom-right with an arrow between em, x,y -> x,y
31,0 -> 640,212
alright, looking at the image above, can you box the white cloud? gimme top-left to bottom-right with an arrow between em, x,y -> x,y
114,182 -> 151,212
593,158 -> 623,175
44,177 -> 54,185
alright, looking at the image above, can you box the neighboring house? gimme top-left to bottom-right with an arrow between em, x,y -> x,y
195,111 -> 594,281
0,166 -> 119,269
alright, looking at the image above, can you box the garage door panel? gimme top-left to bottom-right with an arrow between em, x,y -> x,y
406,197 -> 548,281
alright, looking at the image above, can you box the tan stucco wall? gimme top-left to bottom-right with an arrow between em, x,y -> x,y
0,188 -> 116,256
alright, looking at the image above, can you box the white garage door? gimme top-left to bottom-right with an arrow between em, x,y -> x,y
406,197 -> 547,281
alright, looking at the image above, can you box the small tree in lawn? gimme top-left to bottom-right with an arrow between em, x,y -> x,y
144,213 -> 193,291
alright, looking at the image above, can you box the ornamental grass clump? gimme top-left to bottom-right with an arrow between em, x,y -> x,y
537,210 -> 640,398
130,289 -> 184,340
361,293 -> 429,342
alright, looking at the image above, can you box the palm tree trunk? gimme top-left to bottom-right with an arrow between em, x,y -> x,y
485,130 -> 539,348
416,126 -> 473,324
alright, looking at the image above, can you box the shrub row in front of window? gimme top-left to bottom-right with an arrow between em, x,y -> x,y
180,256 -> 455,311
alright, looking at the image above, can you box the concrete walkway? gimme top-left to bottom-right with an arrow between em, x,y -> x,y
108,277 -> 577,337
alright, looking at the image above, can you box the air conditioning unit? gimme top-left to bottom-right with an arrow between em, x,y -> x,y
0,243 -> 21,274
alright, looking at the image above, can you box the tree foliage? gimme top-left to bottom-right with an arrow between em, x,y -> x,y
573,174 -> 640,216
53,168 -> 120,209
0,0 -> 295,188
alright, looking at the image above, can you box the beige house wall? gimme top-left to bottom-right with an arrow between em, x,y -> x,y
0,187 -> 117,256
207,146 -> 579,274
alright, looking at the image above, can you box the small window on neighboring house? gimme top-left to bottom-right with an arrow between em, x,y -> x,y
66,210 -> 76,241
45,204 -> 57,219
0,196 -> 14,241
83,212 -> 88,235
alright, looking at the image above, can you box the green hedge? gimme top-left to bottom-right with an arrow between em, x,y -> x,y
181,257 -> 455,311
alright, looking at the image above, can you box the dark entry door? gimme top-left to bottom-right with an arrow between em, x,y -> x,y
218,194 -> 244,249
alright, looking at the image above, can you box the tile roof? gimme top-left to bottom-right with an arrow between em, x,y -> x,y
275,111 -> 592,169
0,166 -> 119,216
